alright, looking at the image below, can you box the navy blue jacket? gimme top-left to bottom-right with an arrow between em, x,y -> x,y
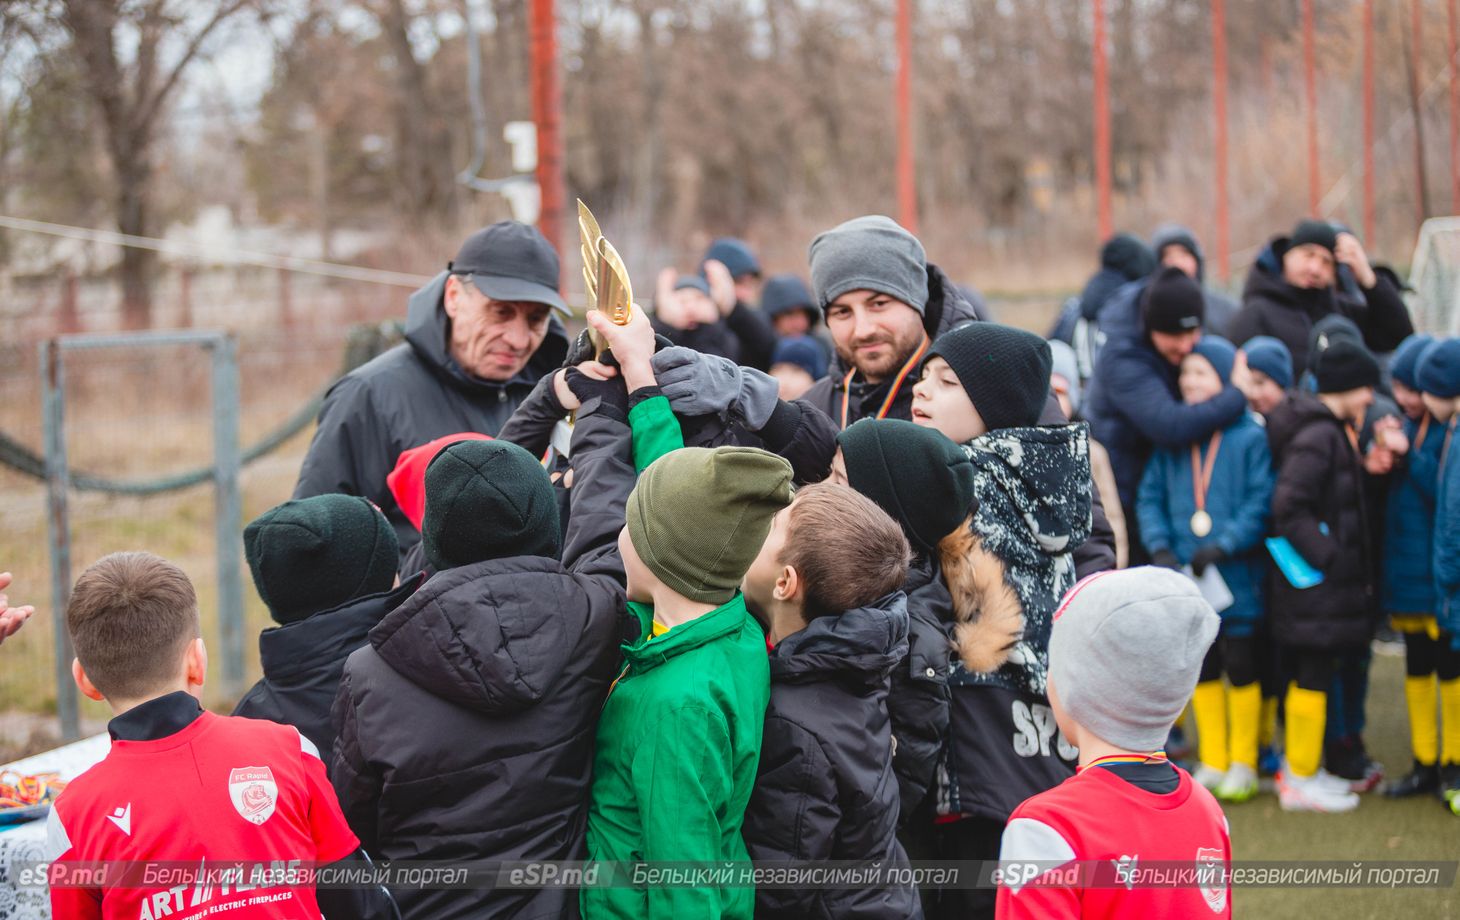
1084,281 -> 1247,512
1136,413 -> 1273,634
1434,420 -> 1460,643
1383,413 -> 1446,615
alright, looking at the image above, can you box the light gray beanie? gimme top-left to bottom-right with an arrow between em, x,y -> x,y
1048,567 -> 1219,752
808,215 -> 929,314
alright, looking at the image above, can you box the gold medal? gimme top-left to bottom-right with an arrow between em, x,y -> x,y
1190,510 -> 1213,538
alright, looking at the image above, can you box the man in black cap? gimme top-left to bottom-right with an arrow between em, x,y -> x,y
294,221 -> 569,550
1085,267 -> 1249,563
1229,218 -> 1413,372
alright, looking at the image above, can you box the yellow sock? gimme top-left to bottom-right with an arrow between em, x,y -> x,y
1228,682 -> 1262,771
1192,680 -> 1229,772
1405,674 -> 1439,766
1441,678 -> 1460,765
1260,695 -> 1278,749
1284,684 -> 1327,778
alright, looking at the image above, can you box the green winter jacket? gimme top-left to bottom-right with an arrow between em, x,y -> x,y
582,593 -> 771,919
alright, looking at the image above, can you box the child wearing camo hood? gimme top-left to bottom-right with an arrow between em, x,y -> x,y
833,321 -> 1092,919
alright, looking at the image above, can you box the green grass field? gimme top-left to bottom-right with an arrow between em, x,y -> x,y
1223,648 -> 1459,917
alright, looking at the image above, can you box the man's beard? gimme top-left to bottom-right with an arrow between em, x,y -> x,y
838,323 -> 927,384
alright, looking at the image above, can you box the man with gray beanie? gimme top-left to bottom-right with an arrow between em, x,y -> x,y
997,567 -> 1232,919
801,214 -> 1117,577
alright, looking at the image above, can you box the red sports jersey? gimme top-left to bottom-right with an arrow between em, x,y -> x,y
995,764 -> 1231,920
45,709 -> 358,920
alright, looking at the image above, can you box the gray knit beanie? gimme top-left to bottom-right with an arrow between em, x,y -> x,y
808,215 -> 929,314
1048,567 -> 1219,751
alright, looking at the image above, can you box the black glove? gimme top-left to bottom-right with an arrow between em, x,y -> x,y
564,368 -> 629,421
1190,544 -> 1226,577
1151,549 -> 1182,571
562,328 -> 675,369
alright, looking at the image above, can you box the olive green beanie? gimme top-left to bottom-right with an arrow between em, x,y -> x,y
626,446 -> 794,604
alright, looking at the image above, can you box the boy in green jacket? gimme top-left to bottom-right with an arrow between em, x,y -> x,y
579,310 -> 795,919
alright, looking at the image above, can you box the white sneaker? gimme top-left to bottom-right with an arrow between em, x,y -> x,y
1278,770 -> 1360,813
1192,764 -> 1226,790
1215,763 -> 1259,803
1314,768 -> 1357,794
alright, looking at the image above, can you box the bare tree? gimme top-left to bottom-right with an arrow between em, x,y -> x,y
58,0 -> 257,328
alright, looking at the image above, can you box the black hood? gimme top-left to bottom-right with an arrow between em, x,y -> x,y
404,271 -> 569,395
257,580 -> 417,684
368,554 -> 587,714
771,592 -> 910,688
1265,391 -> 1343,459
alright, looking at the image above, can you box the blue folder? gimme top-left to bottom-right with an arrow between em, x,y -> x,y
1265,536 -> 1325,589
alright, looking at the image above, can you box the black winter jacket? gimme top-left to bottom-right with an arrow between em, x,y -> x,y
294,271 -> 569,550
329,404 -> 631,920
743,594 -> 922,920
650,301 -> 779,371
1266,392 -> 1379,650
232,580 -> 419,763
887,557 -> 952,822
1229,239 -> 1413,371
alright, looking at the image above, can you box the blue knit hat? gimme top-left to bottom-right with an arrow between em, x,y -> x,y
1416,338 -> 1460,399
1191,336 -> 1236,385
1242,335 -> 1294,389
1390,334 -> 1437,390
674,274 -> 711,297
760,274 -> 816,319
771,335 -> 828,381
701,237 -> 761,279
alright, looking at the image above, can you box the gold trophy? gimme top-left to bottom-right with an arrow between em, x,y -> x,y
577,199 -> 633,356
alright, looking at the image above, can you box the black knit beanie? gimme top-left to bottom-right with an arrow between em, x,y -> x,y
422,439 -> 561,571
837,419 -> 975,553
1141,266 -> 1206,336
1314,338 -> 1380,394
925,322 -> 1053,432
1290,219 -> 1338,255
244,494 -> 398,625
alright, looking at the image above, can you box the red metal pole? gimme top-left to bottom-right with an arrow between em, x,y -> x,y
1304,0 -> 1321,215
1212,0 -> 1230,282
529,0 -> 563,255
1451,0 -> 1460,213
1363,0 -> 1376,243
895,0 -> 918,234
1415,0 -> 1430,226
1093,0 -> 1112,240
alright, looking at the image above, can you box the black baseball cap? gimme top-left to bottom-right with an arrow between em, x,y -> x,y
447,221 -> 568,315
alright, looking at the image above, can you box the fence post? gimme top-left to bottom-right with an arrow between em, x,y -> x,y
211,334 -> 245,695
41,340 -> 80,742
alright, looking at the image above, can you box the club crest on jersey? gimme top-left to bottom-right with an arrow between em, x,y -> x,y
228,766 -> 278,825
1195,846 -> 1228,913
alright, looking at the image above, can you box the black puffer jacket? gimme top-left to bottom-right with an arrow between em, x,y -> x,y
887,557 -> 952,822
295,271 -> 569,550
329,405 -> 631,920
743,594 -> 922,920
1266,392 -> 1379,650
232,580 -> 419,763
1229,239 -> 1413,371
651,301 -> 778,370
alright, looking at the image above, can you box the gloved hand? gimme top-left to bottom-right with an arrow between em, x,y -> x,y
651,347 -> 779,430
564,367 -> 629,420
1151,548 -> 1182,571
1190,544 -> 1226,577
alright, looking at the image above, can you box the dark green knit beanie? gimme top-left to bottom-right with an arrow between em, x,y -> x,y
244,494 -> 399,625
422,439 -> 561,570
837,418 -> 975,553
626,447 -> 794,604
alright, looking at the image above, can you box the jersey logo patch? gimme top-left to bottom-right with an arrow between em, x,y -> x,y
1195,846 -> 1228,913
228,766 -> 278,825
106,803 -> 132,836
